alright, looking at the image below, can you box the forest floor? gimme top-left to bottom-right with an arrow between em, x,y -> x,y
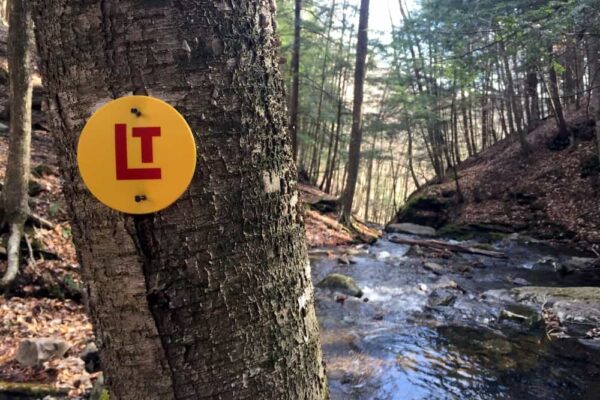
392,108 -> 600,253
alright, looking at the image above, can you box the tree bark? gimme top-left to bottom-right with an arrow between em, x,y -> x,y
461,90 -> 474,157
525,68 -> 540,131
320,1 -> 349,192
289,0 -> 302,162
31,2 -> 327,399
547,44 -> 570,141
341,0 -> 369,223
308,0 -> 337,183
407,128 -> 420,190
1,0 -> 33,288
589,36 -> 600,164
500,39 -> 530,154
363,132 -> 376,221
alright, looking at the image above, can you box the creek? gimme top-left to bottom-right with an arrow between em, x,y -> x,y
312,234 -> 600,400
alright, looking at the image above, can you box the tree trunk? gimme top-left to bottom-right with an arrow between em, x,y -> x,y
547,44 -> 570,141
341,0 -> 369,223
31,2 -> 327,399
450,90 -> 461,162
525,68 -> 540,131
1,0 -> 33,288
320,2 -> 349,191
461,90 -> 474,157
563,38 -> 576,106
319,120 -> 336,190
363,132 -> 376,221
500,40 -> 530,154
407,127 -> 420,190
324,106 -> 344,194
289,0 -> 302,161
468,102 -> 477,154
589,36 -> 600,164
308,0 -> 337,183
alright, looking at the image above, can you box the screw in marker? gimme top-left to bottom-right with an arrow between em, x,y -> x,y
134,195 -> 147,203
131,108 -> 142,117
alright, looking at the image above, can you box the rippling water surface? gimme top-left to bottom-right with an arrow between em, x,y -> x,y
313,237 -> 600,400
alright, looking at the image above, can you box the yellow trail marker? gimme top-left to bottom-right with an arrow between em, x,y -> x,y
77,96 -> 197,214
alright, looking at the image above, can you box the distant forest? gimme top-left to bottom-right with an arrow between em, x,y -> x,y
277,0 -> 600,223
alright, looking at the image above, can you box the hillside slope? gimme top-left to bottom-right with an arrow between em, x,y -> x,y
391,109 -> 600,251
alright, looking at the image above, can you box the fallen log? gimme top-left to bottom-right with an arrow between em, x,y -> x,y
0,381 -> 69,397
389,236 -> 507,258
305,210 -> 349,233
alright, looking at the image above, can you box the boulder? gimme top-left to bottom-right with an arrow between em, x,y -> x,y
386,223 -> 436,237
391,193 -> 451,228
80,342 -> 101,373
317,274 -> 363,298
428,288 -> 456,307
15,337 -> 70,367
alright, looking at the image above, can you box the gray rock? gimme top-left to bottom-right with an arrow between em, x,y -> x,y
423,262 -> 445,275
486,287 -> 600,328
432,277 -> 459,290
511,277 -> 530,286
338,255 -> 351,265
317,273 -> 363,297
428,288 -> 456,307
560,257 -> 598,274
80,342 -> 101,373
386,223 -> 437,237
15,337 -> 70,367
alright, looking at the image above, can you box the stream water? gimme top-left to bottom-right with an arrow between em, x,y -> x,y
312,235 -> 600,400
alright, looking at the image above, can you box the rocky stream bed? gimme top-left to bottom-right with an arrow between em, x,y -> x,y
312,233 -> 600,400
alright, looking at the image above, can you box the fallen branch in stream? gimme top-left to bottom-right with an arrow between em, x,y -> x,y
389,236 -> 507,258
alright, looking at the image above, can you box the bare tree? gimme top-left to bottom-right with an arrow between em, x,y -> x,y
341,0 -> 370,223
1,0 -> 33,288
290,0 -> 302,161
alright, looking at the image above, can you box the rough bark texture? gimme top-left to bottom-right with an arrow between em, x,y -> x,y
31,1 -> 327,399
289,0 -> 301,161
525,69 -> 539,131
341,0 -> 369,222
590,37 -> 600,164
1,0 -> 33,287
500,40 -> 529,154
548,52 -> 569,140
